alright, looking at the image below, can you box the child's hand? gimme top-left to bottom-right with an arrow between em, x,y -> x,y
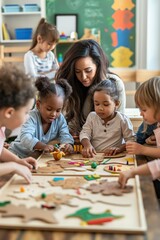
145,135 -> 156,145
118,170 -> 135,188
43,144 -> 54,152
4,142 -> 10,149
60,143 -> 73,154
104,147 -> 121,156
21,157 -> 37,170
81,146 -> 96,158
126,142 -> 144,155
11,162 -> 33,184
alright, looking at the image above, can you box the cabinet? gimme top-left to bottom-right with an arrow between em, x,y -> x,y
0,0 -> 45,44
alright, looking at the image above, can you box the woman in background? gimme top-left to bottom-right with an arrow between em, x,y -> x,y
55,39 -> 126,137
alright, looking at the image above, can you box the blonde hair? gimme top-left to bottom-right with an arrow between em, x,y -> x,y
135,76 -> 160,119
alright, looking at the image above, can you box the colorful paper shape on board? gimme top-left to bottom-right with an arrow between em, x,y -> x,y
86,180 -> 133,196
111,46 -> 133,67
66,207 -> 123,225
116,29 -> 131,47
111,30 -> 131,48
112,0 -> 135,11
112,10 -> 134,30
111,32 -> 118,47
0,204 -> 57,224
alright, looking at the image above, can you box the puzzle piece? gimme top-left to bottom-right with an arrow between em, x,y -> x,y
87,180 -> 133,196
49,177 -> 87,189
37,165 -> 63,173
66,207 -> 123,225
35,193 -> 74,206
0,204 -> 57,224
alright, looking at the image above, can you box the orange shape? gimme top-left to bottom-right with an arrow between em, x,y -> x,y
112,10 -> 134,30
20,186 -> 25,192
111,32 -> 118,47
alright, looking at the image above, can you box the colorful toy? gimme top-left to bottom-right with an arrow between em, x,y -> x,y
50,149 -> 65,161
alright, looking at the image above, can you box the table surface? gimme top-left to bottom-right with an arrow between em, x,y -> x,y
0,155 -> 160,240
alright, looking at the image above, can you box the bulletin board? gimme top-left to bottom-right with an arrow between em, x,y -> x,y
46,0 -> 136,67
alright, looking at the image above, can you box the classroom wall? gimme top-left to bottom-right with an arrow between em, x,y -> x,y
46,0 -> 136,68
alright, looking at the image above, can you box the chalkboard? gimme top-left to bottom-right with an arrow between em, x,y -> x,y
46,0 -> 136,67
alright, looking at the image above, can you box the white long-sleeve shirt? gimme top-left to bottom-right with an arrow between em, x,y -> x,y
80,111 -> 135,152
24,50 -> 59,79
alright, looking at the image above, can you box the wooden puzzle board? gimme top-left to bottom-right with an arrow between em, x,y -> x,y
0,174 -> 147,233
36,153 -> 136,176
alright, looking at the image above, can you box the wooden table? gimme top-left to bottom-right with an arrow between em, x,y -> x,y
0,155 -> 160,240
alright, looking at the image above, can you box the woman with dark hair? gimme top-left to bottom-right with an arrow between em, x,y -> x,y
55,39 -> 126,137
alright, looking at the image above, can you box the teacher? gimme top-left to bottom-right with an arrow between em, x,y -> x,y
55,39 -> 126,136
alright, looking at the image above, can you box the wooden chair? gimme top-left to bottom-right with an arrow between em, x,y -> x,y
114,69 -> 160,96
113,69 -> 136,96
0,45 -> 29,65
136,69 -> 160,83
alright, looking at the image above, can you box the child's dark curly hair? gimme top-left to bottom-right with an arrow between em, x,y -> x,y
0,63 -> 35,109
35,76 -> 72,101
90,79 -> 119,101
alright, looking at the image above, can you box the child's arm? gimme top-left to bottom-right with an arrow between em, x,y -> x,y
33,141 -> 54,152
0,148 -> 37,183
24,52 -> 37,78
81,138 -> 96,158
118,164 -> 151,188
0,162 -> 32,183
104,143 -> 126,156
145,134 -> 156,145
1,147 -> 37,170
126,141 -> 160,158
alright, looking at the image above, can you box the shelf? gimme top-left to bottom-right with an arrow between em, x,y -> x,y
1,39 -> 32,43
0,0 -> 46,44
2,12 -> 42,16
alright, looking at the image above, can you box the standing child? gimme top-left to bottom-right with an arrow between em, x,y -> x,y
24,18 -> 59,80
79,79 -> 135,158
118,77 -> 160,196
9,77 -> 74,158
0,63 -> 37,183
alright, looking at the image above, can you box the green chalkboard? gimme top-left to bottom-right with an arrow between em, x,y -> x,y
46,0 -> 136,67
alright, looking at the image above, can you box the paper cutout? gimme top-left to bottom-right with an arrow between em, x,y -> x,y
66,207 -> 123,225
0,204 -> 57,224
87,180 -> 133,195
111,46 -> 133,67
115,29 -> 131,48
35,193 -> 75,206
111,32 -> 118,47
49,177 -> 87,189
112,10 -> 134,30
112,0 -> 135,11
37,165 -> 63,173
84,174 -> 101,181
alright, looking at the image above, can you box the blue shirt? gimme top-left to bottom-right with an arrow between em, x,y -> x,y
9,108 -> 74,158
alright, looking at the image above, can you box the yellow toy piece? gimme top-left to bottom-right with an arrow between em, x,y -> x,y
74,144 -> 83,153
50,150 -> 65,161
